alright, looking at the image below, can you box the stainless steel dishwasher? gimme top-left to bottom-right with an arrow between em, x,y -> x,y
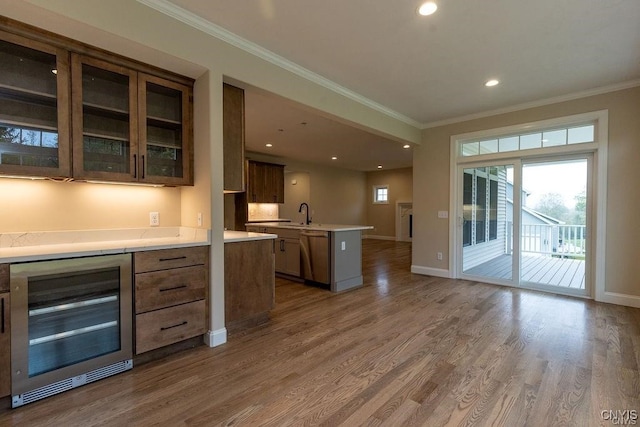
300,230 -> 330,285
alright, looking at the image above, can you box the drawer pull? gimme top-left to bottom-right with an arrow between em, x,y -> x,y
1,298 -> 4,334
159,285 -> 188,292
161,321 -> 188,331
158,256 -> 188,262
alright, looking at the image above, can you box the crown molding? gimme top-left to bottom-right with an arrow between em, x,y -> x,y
421,79 -> 640,129
136,0 -> 422,128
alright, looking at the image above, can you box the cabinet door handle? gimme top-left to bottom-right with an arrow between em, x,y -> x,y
158,256 -> 187,262
161,321 -> 187,331
141,155 -> 146,179
280,240 -> 285,251
1,297 -> 4,334
252,194 -> 257,202
133,154 -> 138,178
159,285 -> 188,292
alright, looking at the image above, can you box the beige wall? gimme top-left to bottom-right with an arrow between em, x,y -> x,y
0,179 -> 182,232
365,167 -> 413,238
247,152 -> 367,226
413,86 -> 640,299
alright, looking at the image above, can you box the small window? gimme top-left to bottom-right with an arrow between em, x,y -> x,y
373,185 -> 389,204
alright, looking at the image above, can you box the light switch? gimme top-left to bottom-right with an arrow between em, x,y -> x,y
438,211 -> 449,219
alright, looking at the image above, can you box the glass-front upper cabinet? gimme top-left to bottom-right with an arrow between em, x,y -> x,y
71,54 -> 137,181
0,31 -> 70,177
138,73 -> 192,186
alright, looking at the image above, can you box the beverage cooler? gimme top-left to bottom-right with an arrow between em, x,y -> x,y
10,254 -> 133,407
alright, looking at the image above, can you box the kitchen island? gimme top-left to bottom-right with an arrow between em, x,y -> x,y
223,231 -> 277,333
246,222 -> 373,292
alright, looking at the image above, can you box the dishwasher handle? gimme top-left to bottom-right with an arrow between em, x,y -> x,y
300,230 -> 329,238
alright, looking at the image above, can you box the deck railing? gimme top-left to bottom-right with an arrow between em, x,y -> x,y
507,222 -> 586,258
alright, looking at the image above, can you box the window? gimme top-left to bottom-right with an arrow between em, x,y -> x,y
460,124 -> 595,157
373,185 -> 388,204
463,168 -> 501,246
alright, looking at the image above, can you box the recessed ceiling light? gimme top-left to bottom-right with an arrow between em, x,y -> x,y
377,165 -> 383,169
418,2 -> 438,16
403,144 -> 411,149
265,143 -> 273,147
485,79 -> 500,87
331,156 -> 338,160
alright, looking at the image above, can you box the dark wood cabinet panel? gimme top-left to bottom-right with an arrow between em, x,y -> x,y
0,292 -> 10,398
1,19 -> 194,186
224,239 -> 275,333
223,83 -> 245,192
247,160 -> 285,203
0,30 -> 71,178
134,246 -> 208,355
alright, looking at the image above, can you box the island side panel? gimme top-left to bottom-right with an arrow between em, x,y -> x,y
224,239 -> 275,333
330,230 -> 364,292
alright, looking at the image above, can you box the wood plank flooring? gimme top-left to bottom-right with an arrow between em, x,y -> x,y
1,240 -> 639,426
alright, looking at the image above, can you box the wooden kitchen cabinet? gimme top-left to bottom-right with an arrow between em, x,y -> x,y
247,160 -> 285,203
133,246 -> 208,354
71,54 -> 137,181
223,83 -> 245,192
1,264 -> 9,398
0,30 -> 71,178
72,55 -> 193,185
138,73 -> 193,186
224,239 -> 275,333
1,18 -> 194,186
270,228 -> 301,277
0,292 -> 9,399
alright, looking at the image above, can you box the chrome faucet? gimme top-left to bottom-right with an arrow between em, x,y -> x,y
298,202 -> 311,225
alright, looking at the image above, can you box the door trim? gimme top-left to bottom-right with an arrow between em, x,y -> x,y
449,110 -> 609,302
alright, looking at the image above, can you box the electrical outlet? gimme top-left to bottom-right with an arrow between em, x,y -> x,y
197,212 -> 202,227
341,241 -> 346,251
437,252 -> 443,260
149,212 -> 159,227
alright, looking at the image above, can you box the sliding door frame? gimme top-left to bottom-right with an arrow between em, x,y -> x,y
449,110 -> 608,301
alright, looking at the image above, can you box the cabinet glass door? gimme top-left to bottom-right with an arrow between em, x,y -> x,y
0,31 -> 70,177
72,55 -> 137,181
139,74 -> 192,185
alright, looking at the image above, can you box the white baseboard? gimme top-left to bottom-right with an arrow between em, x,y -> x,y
411,265 -> 451,278
204,328 -> 227,347
597,291 -> 640,308
364,235 -> 397,241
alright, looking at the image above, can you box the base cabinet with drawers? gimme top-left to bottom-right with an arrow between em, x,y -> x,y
0,263 -> 9,399
133,246 -> 208,355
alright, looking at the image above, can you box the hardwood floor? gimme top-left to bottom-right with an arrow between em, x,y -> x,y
1,240 -> 639,426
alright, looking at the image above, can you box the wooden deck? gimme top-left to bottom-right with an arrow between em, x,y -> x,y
465,253 -> 586,289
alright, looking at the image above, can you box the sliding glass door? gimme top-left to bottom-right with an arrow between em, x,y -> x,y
458,156 -> 591,297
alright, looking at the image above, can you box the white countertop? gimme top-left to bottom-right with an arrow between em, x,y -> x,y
246,222 -> 374,232
0,227 -> 210,263
224,230 -> 277,243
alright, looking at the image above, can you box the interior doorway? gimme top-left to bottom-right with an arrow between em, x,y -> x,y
396,202 -> 413,242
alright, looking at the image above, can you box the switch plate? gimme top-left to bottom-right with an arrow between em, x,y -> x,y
197,212 -> 202,227
341,241 -> 346,251
438,211 -> 449,218
149,212 -> 159,227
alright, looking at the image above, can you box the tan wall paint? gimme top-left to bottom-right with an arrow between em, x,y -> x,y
365,168 -> 413,238
247,152 -> 367,226
413,86 -> 640,297
0,179 -> 182,232
281,171 -> 311,223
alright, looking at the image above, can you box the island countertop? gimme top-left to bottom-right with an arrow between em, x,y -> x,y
224,230 -> 277,243
245,222 -> 373,232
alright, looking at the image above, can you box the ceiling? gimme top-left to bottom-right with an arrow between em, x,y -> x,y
168,0 -> 640,171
